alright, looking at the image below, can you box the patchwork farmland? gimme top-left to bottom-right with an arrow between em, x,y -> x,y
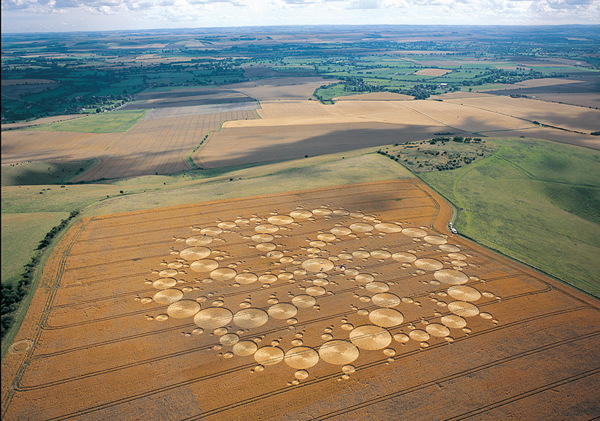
2,26 -> 600,421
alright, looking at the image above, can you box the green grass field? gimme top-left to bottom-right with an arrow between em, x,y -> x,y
1,212 -> 70,287
420,137 -> 600,297
26,110 -> 145,133
1,160 -> 97,187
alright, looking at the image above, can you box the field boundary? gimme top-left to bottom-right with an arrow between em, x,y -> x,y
382,150 -> 600,300
0,213 -> 83,360
186,101 -> 262,170
1,216 -> 92,417
448,100 -> 590,136
65,158 -> 98,183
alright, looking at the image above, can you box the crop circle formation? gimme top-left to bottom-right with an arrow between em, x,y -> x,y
140,206 -> 496,384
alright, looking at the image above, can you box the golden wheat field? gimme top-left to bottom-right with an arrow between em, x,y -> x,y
1,131 -> 116,164
223,77 -> 336,101
193,98 -> 567,168
441,94 -> 600,134
528,93 -> 600,108
2,180 -> 599,420
1,106 -> 258,180
333,92 -> 414,101
75,108 -> 258,181
414,69 -> 452,76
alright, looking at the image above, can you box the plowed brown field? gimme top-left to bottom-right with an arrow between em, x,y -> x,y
2,180 -> 599,420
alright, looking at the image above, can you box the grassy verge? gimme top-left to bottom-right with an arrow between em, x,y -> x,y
25,110 -> 146,133
420,137 -> 600,297
1,212 -> 70,287
83,149 -> 413,216
1,211 -> 79,345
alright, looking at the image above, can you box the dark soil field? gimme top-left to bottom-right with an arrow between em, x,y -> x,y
121,96 -> 255,109
1,82 -> 60,99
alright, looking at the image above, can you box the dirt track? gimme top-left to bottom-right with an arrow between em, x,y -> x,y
2,179 -> 599,420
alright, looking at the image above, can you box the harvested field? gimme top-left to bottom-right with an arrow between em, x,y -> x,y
192,99 -> 548,168
142,102 -> 258,120
400,100 -> 533,133
514,78 -> 587,88
414,68 -> 451,76
441,95 -> 600,134
73,108 -> 258,181
1,131 -> 116,165
333,92 -> 413,101
193,122 -> 450,168
483,77 -> 600,96
1,106 -> 258,179
223,77 -> 337,101
528,93 -> 600,109
432,92 -> 497,100
2,180 -> 599,420
1,115 -> 85,131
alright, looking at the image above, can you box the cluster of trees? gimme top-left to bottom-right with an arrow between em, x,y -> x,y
435,159 -> 470,171
429,136 -> 482,144
0,210 -> 79,339
460,68 -> 557,87
337,76 -> 385,94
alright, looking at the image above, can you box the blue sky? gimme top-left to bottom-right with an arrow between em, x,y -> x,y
2,0 -> 599,33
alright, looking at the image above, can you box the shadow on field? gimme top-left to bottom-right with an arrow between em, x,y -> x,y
196,125 -> 467,169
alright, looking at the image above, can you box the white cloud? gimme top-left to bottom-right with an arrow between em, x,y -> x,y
1,0 -> 599,31
347,0 -> 382,9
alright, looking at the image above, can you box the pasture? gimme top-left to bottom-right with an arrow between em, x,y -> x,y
1,212 -> 70,287
421,137 -> 600,296
26,110 -> 146,133
1,160 -> 97,186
